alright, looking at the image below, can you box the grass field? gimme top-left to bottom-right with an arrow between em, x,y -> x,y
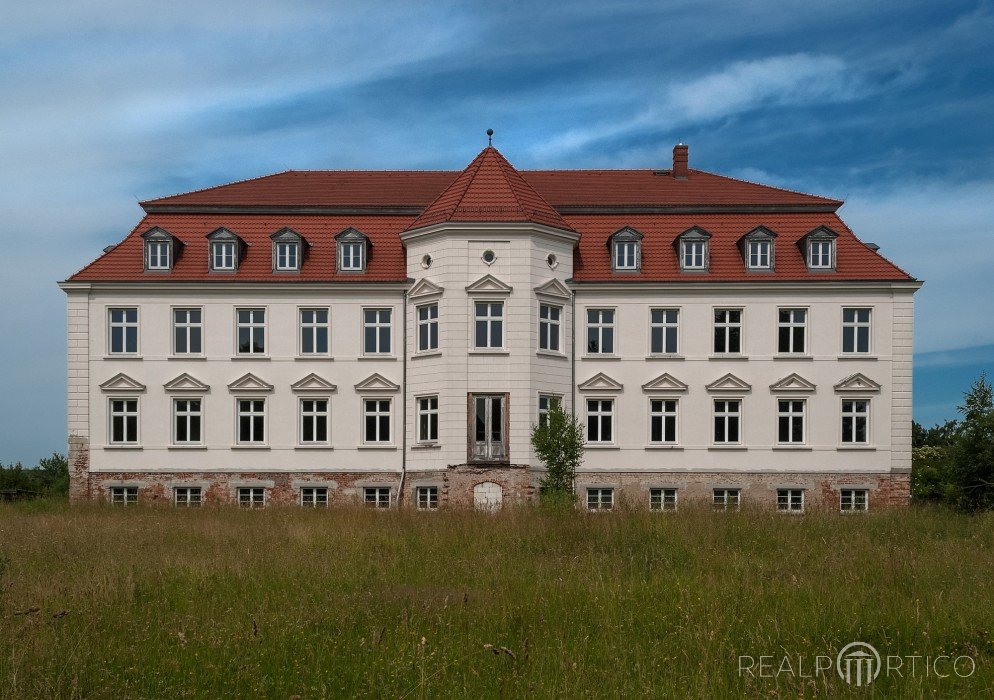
1,502 -> 992,698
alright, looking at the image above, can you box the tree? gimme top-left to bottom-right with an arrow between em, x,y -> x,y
913,419 -> 960,448
531,402 -> 584,504
950,373 -> 994,510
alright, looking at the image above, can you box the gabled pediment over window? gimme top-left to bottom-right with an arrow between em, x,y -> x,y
141,226 -> 180,272
577,372 -> 624,392
800,225 -> 839,271
641,373 -> 689,393
834,373 -> 882,393
163,373 -> 210,393
270,227 -> 308,272
354,373 -> 400,392
99,373 -> 146,393
739,226 -> 777,271
409,278 -> 445,300
608,226 -> 644,272
227,373 -> 274,393
335,227 -> 370,273
769,373 -> 816,393
533,278 -> 571,300
465,273 -> 513,294
705,373 -> 752,393
675,226 -> 712,272
291,373 -> 338,393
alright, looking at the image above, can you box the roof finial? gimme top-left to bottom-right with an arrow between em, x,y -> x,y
486,128 -> 494,147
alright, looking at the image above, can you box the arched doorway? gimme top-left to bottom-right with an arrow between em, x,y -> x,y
473,482 -> 503,511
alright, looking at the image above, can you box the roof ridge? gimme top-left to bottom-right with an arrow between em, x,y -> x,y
141,171 -> 293,206
691,169 -> 841,205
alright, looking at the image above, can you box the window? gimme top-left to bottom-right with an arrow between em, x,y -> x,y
211,241 -> 236,271
416,486 -> 439,511
417,304 -> 438,352
713,400 -> 741,444
649,488 -> 677,512
481,249 -> 496,265
417,396 -> 438,443
586,399 -> 614,443
650,399 -> 678,444
275,241 -> 299,271
109,398 -> 138,444
173,399 -> 202,445
777,400 -> 806,444
474,302 -> 504,349
808,240 -> 834,269
842,400 -> 869,444
586,488 -> 614,511
146,241 -> 171,270
777,489 -> 804,513
236,308 -> 265,355
300,487 -> 328,507
173,308 -> 202,354
237,487 -> 265,508
650,308 -> 678,354
364,399 -> 391,444
300,399 -> 329,444
539,304 -> 561,352
364,487 -> 391,508
842,308 -> 871,354
538,394 -> 561,428
748,240 -> 772,269
713,309 -> 741,354
586,309 -> 615,354
777,309 -> 807,354
840,488 -> 868,512
614,241 -> 638,270
236,399 -> 266,444
174,487 -> 202,507
340,242 -> 364,271
713,488 -> 740,511
300,308 -> 329,355
108,308 -> 138,354
110,486 -> 138,505
682,240 -> 707,270
363,308 -> 392,354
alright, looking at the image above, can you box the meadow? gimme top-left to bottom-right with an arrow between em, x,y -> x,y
0,502 -> 992,698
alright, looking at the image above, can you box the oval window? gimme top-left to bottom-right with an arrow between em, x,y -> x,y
421,254 -> 432,269
482,249 -> 496,265
547,253 -> 558,269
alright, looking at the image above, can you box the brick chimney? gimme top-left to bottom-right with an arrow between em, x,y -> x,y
672,143 -> 689,179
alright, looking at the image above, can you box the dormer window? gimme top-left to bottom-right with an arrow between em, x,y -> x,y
334,227 -> 370,273
802,226 -> 838,271
608,227 -> 643,272
740,226 -> 777,271
270,227 -> 306,272
206,228 -> 243,272
141,227 -> 176,272
676,227 -> 711,272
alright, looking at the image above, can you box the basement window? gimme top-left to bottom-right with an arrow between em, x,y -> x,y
300,487 -> 329,507
174,487 -> 202,507
586,488 -> 614,511
416,486 -> 439,511
840,489 -> 868,513
777,489 -> 804,513
237,487 -> 266,508
649,488 -> 677,512
712,488 -> 740,511
110,486 -> 138,505
364,487 -> 391,508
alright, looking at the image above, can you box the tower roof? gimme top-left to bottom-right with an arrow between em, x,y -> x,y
406,147 -> 573,232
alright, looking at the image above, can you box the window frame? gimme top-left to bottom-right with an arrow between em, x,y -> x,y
713,308 -> 743,355
613,240 -> 639,271
585,398 -> 615,445
107,306 -> 140,355
416,303 -> 439,353
712,488 -> 741,512
362,397 -> 393,445
172,306 -> 204,356
585,307 -> 616,355
537,394 -> 562,429
110,486 -> 138,505
777,307 -> 808,355
339,241 -> 366,272
649,398 -> 679,445
362,307 -> 393,356
298,306 -> 330,356
298,397 -> 330,446
586,487 -> 614,511
649,308 -> 679,355
747,239 -> 772,270
807,239 -> 835,270
108,397 -> 140,445
274,241 -> 300,272
538,303 -> 563,353
842,307 -> 873,354
174,487 -> 202,507
300,487 -> 329,508
236,487 -> 266,508
416,485 -> 439,511
681,239 -> 707,270
235,398 -> 267,446
172,397 -> 204,446
211,240 -> 237,271
777,488 -> 805,513
649,488 -> 678,512
840,488 -> 869,513
364,486 -> 391,508
841,398 -> 871,445
712,399 -> 742,445
145,240 -> 172,271
777,399 -> 807,445
416,395 -> 439,444
473,300 -> 505,350
234,307 -> 267,356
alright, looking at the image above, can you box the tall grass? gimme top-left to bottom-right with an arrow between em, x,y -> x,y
1,502 -> 992,698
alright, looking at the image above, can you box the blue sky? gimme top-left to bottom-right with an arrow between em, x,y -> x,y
1,0 -> 992,463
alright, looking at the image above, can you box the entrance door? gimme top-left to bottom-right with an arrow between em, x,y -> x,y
471,394 -> 506,461
474,482 -> 503,511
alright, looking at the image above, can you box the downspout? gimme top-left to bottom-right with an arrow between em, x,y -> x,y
398,288 -> 408,506
570,284 -> 577,497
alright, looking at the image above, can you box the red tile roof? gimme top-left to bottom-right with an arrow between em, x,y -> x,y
68,147 -> 914,284
406,147 -> 573,232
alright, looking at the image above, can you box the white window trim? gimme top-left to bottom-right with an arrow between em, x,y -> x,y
472,299 -> 506,351
807,239 -> 835,270
613,240 -> 640,271
234,306 -> 268,357
747,239 -> 773,270
681,239 -> 708,270
361,307 -> 394,356
585,398 -> 615,445
415,394 -> 439,444
538,302 -> 563,354
712,398 -> 743,445
274,241 -> 300,272
211,240 -> 238,271
841,306 -> 874,355
586,487 -> 614,511
649,488 -> 678,512
776,307 -> 809,355
171,306 -> 204,357
776,398 -> 807,445
363,486 -> 392,508
172,397 -> 204,446
840,398 -> 872,446
108,396 -> 141,446
298,396 -> 331,446
777,488 -> 805,514
106,306 -> 140,356
145,240 -> 172,271
174,486 -> 202,507
648,307 -> 680,356
361,396 -> 394,446
300,486 -> 329,508
712,307 -> 743,355
298,306 -> 331,357
537,393 -> 562,428
840,488 -> 869,513
648,397 -> 679,445
415,485 -> 439,511
110,486 -> 139,506
339,241 -> 366,272
234,397 -> 268,446
415,302 -> 439,354
584,306 -> 617,357
712,488 -> 741,511
236,486 -> 266,508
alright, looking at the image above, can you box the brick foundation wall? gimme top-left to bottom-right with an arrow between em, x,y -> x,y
67,435 -> 90,502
